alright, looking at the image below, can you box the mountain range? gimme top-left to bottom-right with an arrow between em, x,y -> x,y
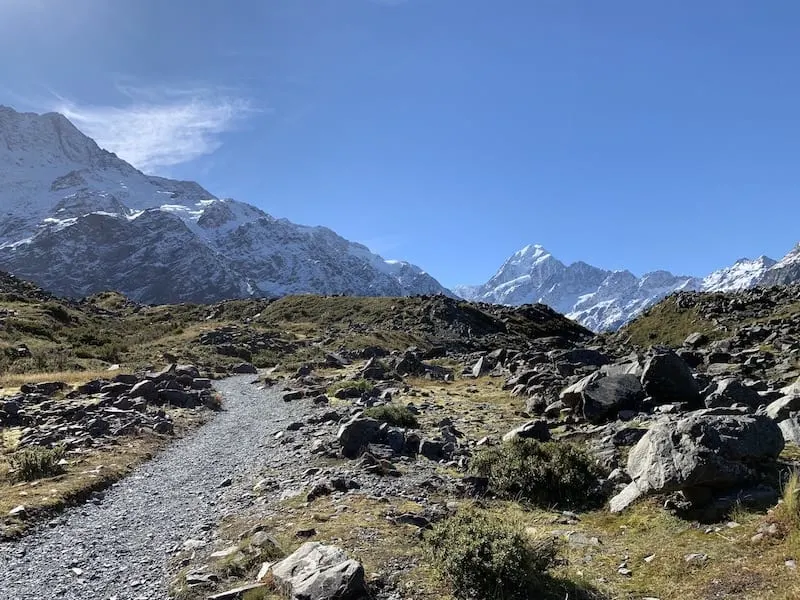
455,243 -> 800,331
1,104 -> 798,331
0,106 -> 451,304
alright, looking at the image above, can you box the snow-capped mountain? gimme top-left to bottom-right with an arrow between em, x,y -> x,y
759,244 -> 800,287
0,106 -> 450,303
457,244 -> 701,331
459,243 -> 800,331
701,256 -> 777,292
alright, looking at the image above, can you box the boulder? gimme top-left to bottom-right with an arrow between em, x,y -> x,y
267,542 -> 369,600
766,394 -> 800,422
359,357 -> 388,381
610,409 -> 784,513
559,372 -> 603,408
231,362 -> 258,374
779,417 -> 800,445
501,419 -> 551,443
129,379 -> 157,400
471,356 -> 492,378
19,381 -> 66,396
704,378 -> 762,409
684,332 -> 710,348
561,348 -> 610,367
640,350 -> 700,405
581,375 -> 645,423
337,417 -> 382,459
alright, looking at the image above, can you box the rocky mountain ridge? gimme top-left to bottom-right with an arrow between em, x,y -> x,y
0,106 -> 450,304
457,243 -> 800,331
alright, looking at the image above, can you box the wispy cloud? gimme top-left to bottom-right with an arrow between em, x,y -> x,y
53,85 -> 254,174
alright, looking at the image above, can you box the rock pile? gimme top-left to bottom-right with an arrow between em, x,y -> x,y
0,363 -> 220,450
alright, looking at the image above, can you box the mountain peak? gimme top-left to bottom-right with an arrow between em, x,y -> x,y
0,105 -> 451,303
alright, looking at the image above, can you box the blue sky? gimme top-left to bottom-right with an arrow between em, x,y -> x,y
1,0 -> 799,288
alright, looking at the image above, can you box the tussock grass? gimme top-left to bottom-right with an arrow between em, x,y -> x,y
0,369 -> 117,390
470,438 -> 605,509
363,404 -> 419,428
8,445 -> 66,482
425,508 -> 556,600
769,470 -> 800,534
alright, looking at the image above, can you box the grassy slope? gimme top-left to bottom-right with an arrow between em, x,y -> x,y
0,280 -> 590,379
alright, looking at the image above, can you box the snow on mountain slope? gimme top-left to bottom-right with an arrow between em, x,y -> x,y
702,256 -> 777,292
461,241 -> 800,331
0,106 -> 450,303
459,245 -> 701,331
759,244 -> 800,287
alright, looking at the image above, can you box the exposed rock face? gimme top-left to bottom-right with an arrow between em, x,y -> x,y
268,542 -> 369,600
610,409 -> 784,512
0,106 -> 451,304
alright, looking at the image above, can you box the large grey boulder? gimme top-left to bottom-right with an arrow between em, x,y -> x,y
337,417 -> 381,459
640,350 -> 700,404
765,394 -> 800,421
502,419 -> 551,443
703,378 -> 761,409
610,409 -> 784,512
559,372 -> 602,408
267,542 -> 369,600
581,375 -> 645,423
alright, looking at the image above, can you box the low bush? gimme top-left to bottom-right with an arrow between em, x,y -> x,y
470,438 -> 604,509
9,445 -> 66,481
425,508 -> 556,600
363,403 -> 419,428
768,470 -> 800,535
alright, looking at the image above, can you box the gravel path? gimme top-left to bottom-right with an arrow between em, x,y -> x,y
0,376 -> 296,600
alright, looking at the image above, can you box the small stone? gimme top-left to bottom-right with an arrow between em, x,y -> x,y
643,554 -> 656,563
209,546 -> 240,559
617,567 -> 633,577
8,505 -> 27,518
787,559 -> 797,570
685,553 -> 708,565
295,528 -> 317,539
70,568 -> 84,576
219,478 -> 232,488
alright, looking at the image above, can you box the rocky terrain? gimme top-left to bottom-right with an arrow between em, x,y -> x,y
457,243 -> 800,331
3,274 -> 800,599
0,106 -> 450,304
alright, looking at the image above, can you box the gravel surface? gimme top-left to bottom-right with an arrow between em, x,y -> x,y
0,376 -> 295,600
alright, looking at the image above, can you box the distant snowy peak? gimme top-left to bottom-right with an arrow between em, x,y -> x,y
0,105 -> 451,303
760,244 -> 800,287
460,244 -> 701,331
462,242 -> 800,331
702,256 -> 777,292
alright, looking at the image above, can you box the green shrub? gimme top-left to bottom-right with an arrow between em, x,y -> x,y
363,403 -> 419,428
9,445 -> 66,481
43,303 -> 72,324
470,439 -> 604,509
425,509 -> 556,600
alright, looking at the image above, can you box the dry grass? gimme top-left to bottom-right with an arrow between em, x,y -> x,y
403,376 -> 528,441
0,369 -> 121,392
0,410 -> 207,539
0,436 -> 161,538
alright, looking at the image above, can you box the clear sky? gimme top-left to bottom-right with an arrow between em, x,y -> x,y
1,0 -> 799,288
